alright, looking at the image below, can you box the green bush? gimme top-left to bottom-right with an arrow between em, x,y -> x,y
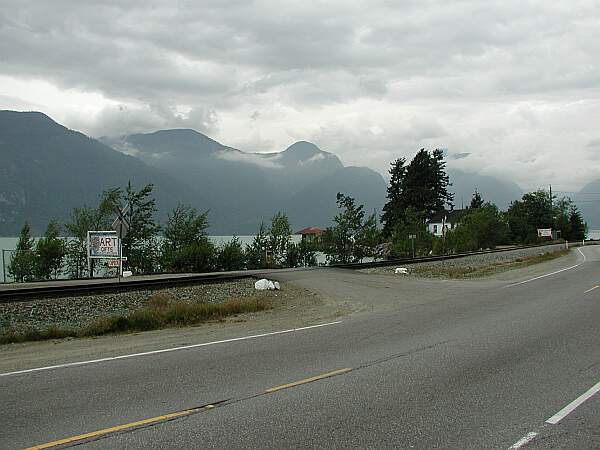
162,239 -> 216,273
217,237 -> 246,271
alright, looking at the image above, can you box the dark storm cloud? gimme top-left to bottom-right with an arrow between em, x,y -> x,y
3,0 -> 598,108
1,0 -> 599,189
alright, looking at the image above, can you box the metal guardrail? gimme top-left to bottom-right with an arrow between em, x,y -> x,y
0,241 -> 582,302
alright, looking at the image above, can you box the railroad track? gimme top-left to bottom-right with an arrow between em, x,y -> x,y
0,242 -> 578,302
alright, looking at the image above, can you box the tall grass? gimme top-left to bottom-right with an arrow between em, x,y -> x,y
0,295 -> 272,345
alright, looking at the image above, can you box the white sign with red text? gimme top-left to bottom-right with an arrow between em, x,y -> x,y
87,231 -> 120,258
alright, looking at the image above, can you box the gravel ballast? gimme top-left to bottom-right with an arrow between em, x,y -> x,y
360,243 -> 569,276
0,278 -> 258,333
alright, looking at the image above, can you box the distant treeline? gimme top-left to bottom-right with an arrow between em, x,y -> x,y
7,150 -> 586,282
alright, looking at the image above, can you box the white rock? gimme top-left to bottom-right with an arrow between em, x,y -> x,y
254,279 -> 270,290
122,270 -> 133,278
394,267 -> 408,275
273,281 -> 281,290
268,280 -> 275,290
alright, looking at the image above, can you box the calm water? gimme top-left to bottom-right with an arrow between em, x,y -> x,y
0,235 -> 302,283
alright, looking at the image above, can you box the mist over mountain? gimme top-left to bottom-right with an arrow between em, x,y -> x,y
447,169 -> 523,211
574,179 -> 600,228
0,110 -> 200,235
103,131 -> 386,233
0,111 -> 386,235
3,110 -> 591,237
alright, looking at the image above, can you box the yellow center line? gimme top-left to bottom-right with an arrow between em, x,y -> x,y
25,404 -> 216,450
27,367 -> 352,449
584,285 -> 599,294
265,368 -> 353,394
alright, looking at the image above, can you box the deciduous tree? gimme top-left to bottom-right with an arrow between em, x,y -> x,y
118,182 -> 161,274
162,204 -> 215,273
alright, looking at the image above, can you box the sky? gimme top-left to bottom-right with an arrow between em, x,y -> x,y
1,0 -> 599,192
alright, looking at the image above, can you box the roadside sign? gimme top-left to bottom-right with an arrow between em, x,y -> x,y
409,234 -> 416,239
537,228 -> 552,239
87,231 -> 119,258
107,257 -> 127,268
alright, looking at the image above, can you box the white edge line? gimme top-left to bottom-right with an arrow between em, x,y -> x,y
0,321 -> 342,377
508,431 -> 538,449
505,248 -> 586,288
545,380 -> 600,424
583,285 -> 599,294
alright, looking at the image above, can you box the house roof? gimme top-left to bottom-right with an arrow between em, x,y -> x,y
296,226 -> 325,235
428,209 -> 467,224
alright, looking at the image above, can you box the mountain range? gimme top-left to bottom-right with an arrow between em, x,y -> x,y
101,130 -> 387,234
0,110 -> 597,235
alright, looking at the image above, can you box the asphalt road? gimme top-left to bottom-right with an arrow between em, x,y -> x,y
1,246 -> 599,449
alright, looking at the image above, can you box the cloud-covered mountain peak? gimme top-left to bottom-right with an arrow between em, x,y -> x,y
124,128 -> 226,157
278,141 -> 342,167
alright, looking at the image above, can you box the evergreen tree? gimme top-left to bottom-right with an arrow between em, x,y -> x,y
567,206 -> 586,241
381,149 -> 453,237
35,220 -> 66,280
381,158 -> 406,237
401,149 -> 453,220
8,222 -> 36,282
553,197 -> 572,239
469,190 -> 484,209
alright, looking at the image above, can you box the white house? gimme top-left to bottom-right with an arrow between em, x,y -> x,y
427,209 -> 467,237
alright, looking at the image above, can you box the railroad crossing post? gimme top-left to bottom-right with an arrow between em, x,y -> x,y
2,249 -> 6,283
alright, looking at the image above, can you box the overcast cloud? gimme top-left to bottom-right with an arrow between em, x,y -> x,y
1,0 -> 599,191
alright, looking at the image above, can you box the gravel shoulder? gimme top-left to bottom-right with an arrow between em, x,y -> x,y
359,243 -> 569,279
0,278 -> 259,333
0,280 -> 348,373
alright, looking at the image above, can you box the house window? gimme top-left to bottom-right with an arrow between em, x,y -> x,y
433,224 -> 438,234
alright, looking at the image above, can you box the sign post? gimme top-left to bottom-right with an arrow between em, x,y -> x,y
112,206 -> 130,282
2,249 -> 6,283
409,234 -> 416,259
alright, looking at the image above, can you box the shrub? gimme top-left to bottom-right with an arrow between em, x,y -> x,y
217,237 -> 246,271
147,292 -> 173,309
